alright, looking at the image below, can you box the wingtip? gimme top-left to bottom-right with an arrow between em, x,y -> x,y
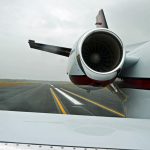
28,40 -> 35,48
28,40 -> 35,43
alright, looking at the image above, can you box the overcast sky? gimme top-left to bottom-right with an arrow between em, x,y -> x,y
0,0 -> 150,81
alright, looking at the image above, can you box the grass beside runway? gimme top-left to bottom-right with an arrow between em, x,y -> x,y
0,82 -> 33,87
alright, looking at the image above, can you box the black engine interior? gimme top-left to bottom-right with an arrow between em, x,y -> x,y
81,32 -> 123,72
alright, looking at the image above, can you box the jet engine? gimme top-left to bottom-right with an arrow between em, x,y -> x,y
68,28 -> 125,86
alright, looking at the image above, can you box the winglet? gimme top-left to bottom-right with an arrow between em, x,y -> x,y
95,9 -> 108,28
28,40 -> 36,48
28,40 -> 71,57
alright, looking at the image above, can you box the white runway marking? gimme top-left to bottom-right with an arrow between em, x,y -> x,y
55,88 -> 82,105
51,84 -> 54,87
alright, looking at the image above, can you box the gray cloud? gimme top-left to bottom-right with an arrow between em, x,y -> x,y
0,0 -> 150,81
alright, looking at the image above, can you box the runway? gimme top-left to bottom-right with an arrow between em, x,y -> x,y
0,80 -> 126,117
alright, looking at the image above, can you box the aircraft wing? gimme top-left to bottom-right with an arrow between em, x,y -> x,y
28,40 -> 71,57
125,41 -> 149,53
0,111 -> 149,150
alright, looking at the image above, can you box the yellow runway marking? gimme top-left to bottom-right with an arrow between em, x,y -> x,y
61,88 -> 125,117
50,88 -> 67,115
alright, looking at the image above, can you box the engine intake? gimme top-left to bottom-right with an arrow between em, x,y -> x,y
81,31 -> 123,73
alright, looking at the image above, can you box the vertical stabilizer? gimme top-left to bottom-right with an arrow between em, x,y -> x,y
95,9 -> 108,28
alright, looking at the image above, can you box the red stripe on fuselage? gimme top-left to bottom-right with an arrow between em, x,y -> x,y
69,75 -> 115,87
121,78 -> 150,90
70,76 -> 150,90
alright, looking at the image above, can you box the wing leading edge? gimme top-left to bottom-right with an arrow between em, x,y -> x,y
28,40 -> 71,57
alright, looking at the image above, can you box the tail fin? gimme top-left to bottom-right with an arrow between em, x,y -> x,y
95,9 -> 108,28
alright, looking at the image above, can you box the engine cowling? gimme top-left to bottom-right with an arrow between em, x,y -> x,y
68,28 -> 125,86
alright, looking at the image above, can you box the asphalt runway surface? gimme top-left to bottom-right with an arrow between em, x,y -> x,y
0,80 -> 126,117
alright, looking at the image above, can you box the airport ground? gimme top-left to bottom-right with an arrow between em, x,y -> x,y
0,79 -> 126,118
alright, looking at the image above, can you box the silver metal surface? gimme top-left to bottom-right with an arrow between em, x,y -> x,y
0,111 -> 149,150
76,28 -> 125,81
0,142 -> 109,150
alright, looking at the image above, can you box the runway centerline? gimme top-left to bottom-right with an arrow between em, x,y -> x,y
55,88 -> 82,105
50,88 -> 68,115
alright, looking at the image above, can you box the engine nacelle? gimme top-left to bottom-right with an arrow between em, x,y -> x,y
68,28 -> 125,86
